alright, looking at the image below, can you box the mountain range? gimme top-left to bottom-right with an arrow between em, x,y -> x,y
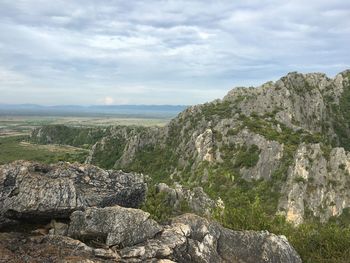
0,104 -> 187,118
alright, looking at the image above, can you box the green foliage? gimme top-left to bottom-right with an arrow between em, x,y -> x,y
201,100 -> 233,119
142,186 -> 191,222
31,125 -> 106,147
141,187 -> 173,222
124,144 -> 178,184
339,163 -> 346,170
321,144 -> 332,161
294,176 -> 307,184
213,195 -> 350,263
329,208 -> 350,227
329,76 -> 350,150
287,222 -> 350,263
91,135 -> 127,169
234,144 -> 260,168
226,128 -> 240,136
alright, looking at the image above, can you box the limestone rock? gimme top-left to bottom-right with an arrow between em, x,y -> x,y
0,161 -> 146,227
68,206 -> 162,247
278,143 -> 350,225
48,219 -> 69,236
120,213 -> 302,263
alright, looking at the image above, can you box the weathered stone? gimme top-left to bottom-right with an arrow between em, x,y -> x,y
0,161 -> 146,226
93,248 -> 120,260
48,219 -> 69,236
278,143 -> 350,225
120,213 -> 302,263
68,206 -> 162,247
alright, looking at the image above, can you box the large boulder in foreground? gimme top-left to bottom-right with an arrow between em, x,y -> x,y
0,161 -> 146,225
68,206 -> 162,247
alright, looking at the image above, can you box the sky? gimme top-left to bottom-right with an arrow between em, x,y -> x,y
0,0 -> 349,105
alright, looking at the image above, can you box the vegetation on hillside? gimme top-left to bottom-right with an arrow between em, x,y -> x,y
0,136 -> 88,165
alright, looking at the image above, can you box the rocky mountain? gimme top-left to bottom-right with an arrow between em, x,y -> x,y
0,161 -> 301,262
31,70 -> 350,227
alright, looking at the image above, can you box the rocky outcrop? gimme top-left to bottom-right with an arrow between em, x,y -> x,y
0,211 -> 301,263
120,213 -> 302,263
68,206 -> 162,247
0,161 -> 146,227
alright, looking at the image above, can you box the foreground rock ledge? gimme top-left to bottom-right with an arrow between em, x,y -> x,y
0,161 -> 146,227
120,213 -> 302,263
0,208 -> 302,263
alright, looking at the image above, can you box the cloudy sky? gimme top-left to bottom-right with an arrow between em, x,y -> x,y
0,0 -> 349,105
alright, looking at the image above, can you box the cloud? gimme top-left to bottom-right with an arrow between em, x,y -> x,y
100,96 -> 114,105
0,0 -> 349,105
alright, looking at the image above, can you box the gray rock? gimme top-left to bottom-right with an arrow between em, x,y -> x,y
68,206 -> 162,247
120,213 -> 302,263
278,143 -> 350,225
48,219 -> 69,236
218,229 -> 301,263
0,161 -> 146,226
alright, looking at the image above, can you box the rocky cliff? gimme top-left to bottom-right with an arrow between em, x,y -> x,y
0,161 -> 301,263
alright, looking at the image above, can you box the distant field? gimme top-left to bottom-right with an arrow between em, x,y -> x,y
0,116 -> 170,137
0,136 -> 89,165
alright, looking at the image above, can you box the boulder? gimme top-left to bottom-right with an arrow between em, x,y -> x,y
0,161 -> 146,226
68,206 -> 162,248
120,213 -> 302,263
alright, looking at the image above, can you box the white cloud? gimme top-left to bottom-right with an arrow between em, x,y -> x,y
99,96 -> 114,105
0,0 -> 349,105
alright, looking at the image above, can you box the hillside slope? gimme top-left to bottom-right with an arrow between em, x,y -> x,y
32,70 -> 350,227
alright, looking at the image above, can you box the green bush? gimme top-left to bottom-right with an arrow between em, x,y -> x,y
234,144 -> 260,168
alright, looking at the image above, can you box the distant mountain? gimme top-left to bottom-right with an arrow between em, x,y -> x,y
0,104 -> 188,118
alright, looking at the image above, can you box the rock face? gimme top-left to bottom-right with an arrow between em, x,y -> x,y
278,143 -> 350,225
68,206 -> 162,247
0,161 -> 146,226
